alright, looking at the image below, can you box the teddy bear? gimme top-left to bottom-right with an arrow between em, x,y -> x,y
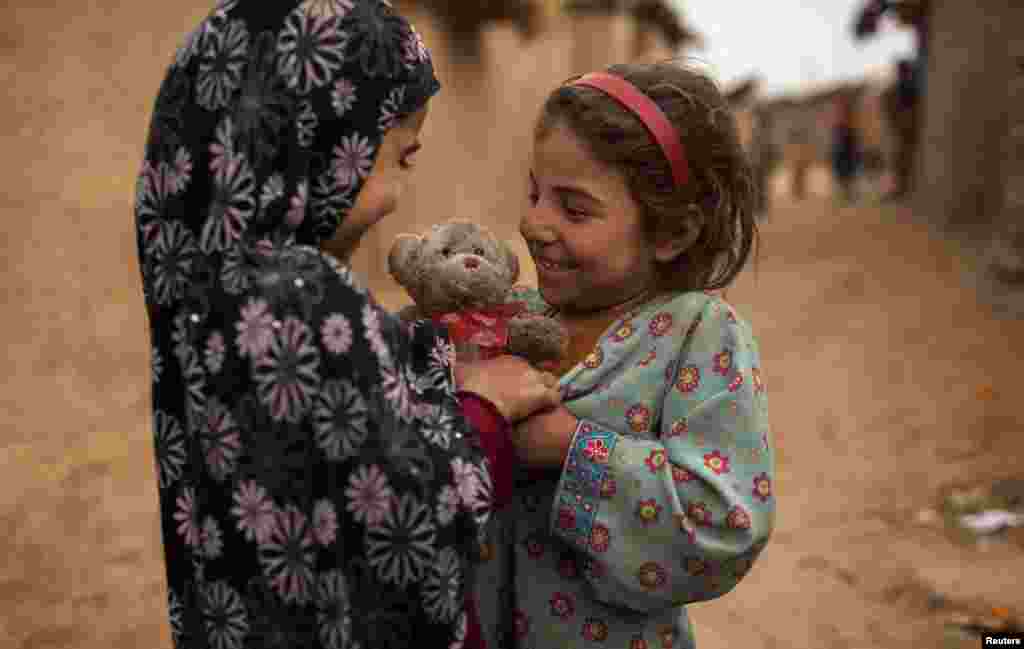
387,219 -> 568,366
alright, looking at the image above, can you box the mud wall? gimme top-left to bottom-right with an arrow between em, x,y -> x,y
977,25 -> 1024,308
916,0 -> 1016,238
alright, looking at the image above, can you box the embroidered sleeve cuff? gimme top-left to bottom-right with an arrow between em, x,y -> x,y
549,419 -> 620,549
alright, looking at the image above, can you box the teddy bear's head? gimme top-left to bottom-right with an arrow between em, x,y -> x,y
387,220 -> 520,315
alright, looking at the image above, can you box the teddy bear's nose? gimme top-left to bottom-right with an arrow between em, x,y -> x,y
464,257 -> 480,270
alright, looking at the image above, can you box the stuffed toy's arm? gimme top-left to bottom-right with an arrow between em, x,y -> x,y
507,314 -> 568,365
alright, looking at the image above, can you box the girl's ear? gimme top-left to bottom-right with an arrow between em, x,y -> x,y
388,234 -> 424,290
501,240 -> 521,284
654,204 -> 704,264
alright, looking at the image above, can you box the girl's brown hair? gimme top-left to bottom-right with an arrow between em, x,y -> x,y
536,61 -> 758,293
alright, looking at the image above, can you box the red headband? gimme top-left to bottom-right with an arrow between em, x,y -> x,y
569,72 -> 690,187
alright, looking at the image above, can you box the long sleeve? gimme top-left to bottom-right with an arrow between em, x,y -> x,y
548,299 -> 775,614
458,391 -> 514,509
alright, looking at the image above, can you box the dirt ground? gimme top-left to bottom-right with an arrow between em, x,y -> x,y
2,3 -> 1023,649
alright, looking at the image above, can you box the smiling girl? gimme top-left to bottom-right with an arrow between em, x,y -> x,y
475,62 -> 776,649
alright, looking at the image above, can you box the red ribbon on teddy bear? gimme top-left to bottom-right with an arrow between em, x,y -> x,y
432,302 -> 527,359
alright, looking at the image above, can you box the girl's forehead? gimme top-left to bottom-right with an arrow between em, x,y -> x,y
533,125 -> 594,168
532,126 -> 624,199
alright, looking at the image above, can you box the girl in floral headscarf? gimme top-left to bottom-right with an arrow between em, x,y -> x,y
135,2 -> 559,647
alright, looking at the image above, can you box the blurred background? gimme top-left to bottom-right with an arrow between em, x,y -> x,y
2,0 -> 1022,647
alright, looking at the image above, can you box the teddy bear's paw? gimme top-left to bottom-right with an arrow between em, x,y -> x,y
507,315 -> 569,364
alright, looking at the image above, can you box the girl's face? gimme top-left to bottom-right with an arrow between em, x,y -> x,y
521,122 -> 659,314
321,103 -> 428,263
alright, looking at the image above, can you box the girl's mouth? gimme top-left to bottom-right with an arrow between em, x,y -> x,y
535,257 -> 578,273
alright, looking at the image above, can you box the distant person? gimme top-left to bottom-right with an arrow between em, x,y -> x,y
476,61 -> 776,649
133,2 -> 561,647
854,1 -> 930,201
853,0 -> 931,124
830,92 -> 862,204
752,105 -> 779,218
882,58 -> 921,201
788,124 -> 814,201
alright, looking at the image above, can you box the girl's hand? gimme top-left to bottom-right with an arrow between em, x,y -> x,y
455,355 -> 561,422
512,405 -> 579,468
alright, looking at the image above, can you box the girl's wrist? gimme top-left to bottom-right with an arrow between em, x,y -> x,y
456,390 -> 509,425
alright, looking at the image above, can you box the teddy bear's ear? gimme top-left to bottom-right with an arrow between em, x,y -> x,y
388,234 -> 424,289
500,240 -> 521,284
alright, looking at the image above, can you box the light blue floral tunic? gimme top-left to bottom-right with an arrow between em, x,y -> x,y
474,288 -> 775,649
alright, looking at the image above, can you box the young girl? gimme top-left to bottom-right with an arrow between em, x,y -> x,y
135,2 -> 558,647
473,62 -> 775,649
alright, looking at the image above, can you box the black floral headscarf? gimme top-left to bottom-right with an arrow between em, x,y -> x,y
135,2 -> 492,647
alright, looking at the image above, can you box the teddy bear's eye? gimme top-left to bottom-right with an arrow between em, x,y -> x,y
441,247 -> 452,257
473,247 -> 485,257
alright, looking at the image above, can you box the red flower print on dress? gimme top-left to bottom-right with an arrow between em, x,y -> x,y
549,592 -> 575,619
644,449 -> 668,473
637,562 -> 667,590
687,501 -> 712,526
727,505 -> 752,530
582,618 -> 610,642
599,477 -> 617,498
753,473 -> 773,503
590,523 -> 611,553
557,505 -> 576,532
728,372 -> 744,393
703,450 -> 730,475
675,365 -> 700,394
610,322 -> 635,342
626,404 -> 652,433
636,498 -> 663,526
514,610 -> 530,637
649,312 -> 673,337
671,465 -> 696,484
667,418 -> 688,438
584,347 -> 604,369
713,350 -> 732,376
582,438 -> 611,464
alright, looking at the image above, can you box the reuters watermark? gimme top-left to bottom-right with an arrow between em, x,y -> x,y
983,633 -> 1024,646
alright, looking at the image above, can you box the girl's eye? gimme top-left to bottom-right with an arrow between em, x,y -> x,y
563,204 -> 588,221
